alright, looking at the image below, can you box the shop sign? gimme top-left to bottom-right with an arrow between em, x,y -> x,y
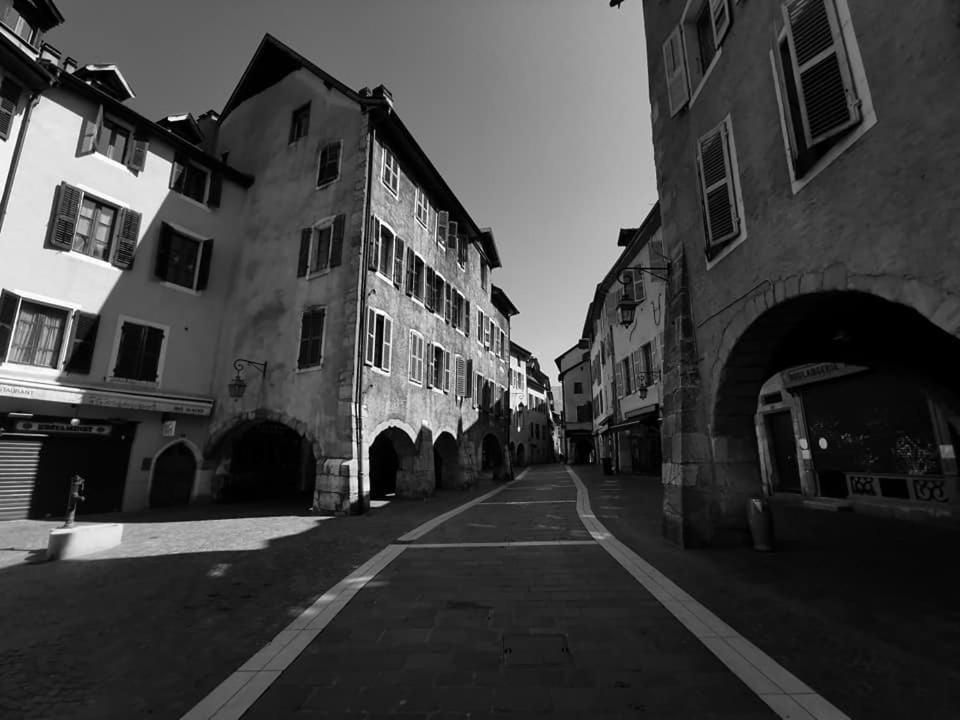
15,420 -> 111,435
782,363 -> 867,389
162,420 -> 177,437
0,376 -> 212,416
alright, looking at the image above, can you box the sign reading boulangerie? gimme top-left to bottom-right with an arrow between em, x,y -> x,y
0,378 -> 212,416
781,363 -> 868,389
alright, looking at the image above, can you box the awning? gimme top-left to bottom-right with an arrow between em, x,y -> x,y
608,405 -> 660,433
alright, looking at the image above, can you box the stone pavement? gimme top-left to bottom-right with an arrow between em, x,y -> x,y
236,467 -> 781,719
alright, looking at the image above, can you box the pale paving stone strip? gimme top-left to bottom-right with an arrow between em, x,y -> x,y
565,466 -> 850,720
405,540 -> 596,549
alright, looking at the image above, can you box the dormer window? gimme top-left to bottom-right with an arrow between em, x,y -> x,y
98,118 -> 129,164
170,158 -> 208,204
78,106 -> 148,171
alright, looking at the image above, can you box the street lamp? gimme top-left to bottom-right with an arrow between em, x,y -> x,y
228,358 -> 268,400
616,263 -> 670,327
635,370 -> 662,400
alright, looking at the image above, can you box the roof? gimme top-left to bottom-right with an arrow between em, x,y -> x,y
554,341 -> 589,371
509,340 -> 533,360
617,201 -> 661,247
19,0 -> 64,30
157,113 -> 205,145
73,64 -> 135,101
50,66 -> 254,188
220,33 -> 499,267
0,34 -> 54,91
491,285 -> 519,318
617,227 -> 639,247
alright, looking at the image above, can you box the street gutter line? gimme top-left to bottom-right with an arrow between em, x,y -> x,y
181,469 -> 528,720
565,466 -> 850,720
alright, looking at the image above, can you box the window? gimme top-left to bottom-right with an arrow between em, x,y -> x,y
409,330 -> 424,384
480,261 -> 489,291
96,117 -> 129,164
289,103 -> 310,143
455,355 -> 468,398
697,116 -> 744,263
474,373 -> 483,409
155,223 -> 213,291
298,215 -> 345,277
665,0 -> 731,114
369,218 -> 395,280
621,269 -> 646,303
476,308 -> 484,345
695,5 -> 717,76
574,382 -> 583,395
47,183 -> 142,269
297,307 -> 325,369
433,272 -> 446,319
436,210 -> 448,249
0,76 -> 23,141
405,251 -> 425,302
317,141 -> 341,186
381,146 -> 399,196
427,343 -> 450,392
112,319 -> 165,383
451,291 -> 465,331
171,159 -> 208,203
619,357 -> 633,396
773,0 -> 867,182
484,316 -> 492,349
365,308 -> 392,372
415,187 -> 429,228
2,5 -> 37,45
0,295 -> 68,368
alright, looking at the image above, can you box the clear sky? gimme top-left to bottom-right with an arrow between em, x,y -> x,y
49,0 -> 657,384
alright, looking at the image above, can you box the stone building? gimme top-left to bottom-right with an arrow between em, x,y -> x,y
0,2 -> 252,518
639,0 -> 960,544
507,341 -> 553,466
555,341 -> 593,464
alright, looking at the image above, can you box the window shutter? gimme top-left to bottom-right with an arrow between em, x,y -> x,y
710,0 -> 731,46
126,135 -> 149,172
464,359 -> 473,398
79,104 -> 103,156
444,283 -> 452,325
169,152 -> 185,190
443,350 -> 451,392
465,300 -> 470,335
405,247 -> 415,295
207,172 -> 223,208
662,27 -> 689,118
393,237 -> 405,287
456,355 -> 466,397
196,239 -> 213,290
297,228 -> 311,277
697,122 -> 740,252
447,220 -> 458,255
365,308 -> 376,365
436,210 -> 448,247
0,77 -> 23,141
65,311 -> 99,374
367,216 -> 380,270
783,0 -> 860,147
426,343 -> 435,387
112,207 -> 141,269
142,326 -> 164,382
425,267 -> 435,311
632,349 -> 642,389
155,223 -> 172,280
0,290 -> 20,363
382,316 -> 392,372
48,182 -> 82,250
326,213 -> 344,268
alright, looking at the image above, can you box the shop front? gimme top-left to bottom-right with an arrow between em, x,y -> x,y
610,406 -> 662,476
0,375 -> 213,520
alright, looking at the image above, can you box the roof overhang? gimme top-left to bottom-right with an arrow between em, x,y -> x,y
17,0 -> 64,30
157,113 -> 205,145
509,340 -> 533,360
73,64 -> 135,102
0,35 -> 54,90
492,285 -> 519,318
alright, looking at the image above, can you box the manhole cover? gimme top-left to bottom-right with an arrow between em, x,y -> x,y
502,633 -> 571,666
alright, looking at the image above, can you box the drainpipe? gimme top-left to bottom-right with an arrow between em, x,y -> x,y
0,91 -> 40,234
353,121 -> 375,514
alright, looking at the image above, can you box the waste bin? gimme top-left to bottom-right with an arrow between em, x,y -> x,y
602,457 -> 613,475
747,497 -> 774,551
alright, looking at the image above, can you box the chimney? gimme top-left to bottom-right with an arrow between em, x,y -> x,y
63,57 -> 78,73
38,43 -> 61,65
358,87 -> 371,97
196,110 -> 221,154
372,84 -> 394,109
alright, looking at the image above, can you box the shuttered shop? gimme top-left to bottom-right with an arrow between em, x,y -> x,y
0,436 -> 42,520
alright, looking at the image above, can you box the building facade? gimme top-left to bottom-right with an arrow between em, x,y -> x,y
640,0 -> 960,544
555,342 -> 592,464
508,341 -> 553,466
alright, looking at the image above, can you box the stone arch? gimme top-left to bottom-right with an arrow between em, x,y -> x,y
369,425 -> 419,499
434,431 -> 462,490
366,417 -> 419,447
148,438 -> 202,508
205,407 -> 323,465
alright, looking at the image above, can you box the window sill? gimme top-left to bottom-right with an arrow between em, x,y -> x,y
51,248 -> 120,270
787,115 -> 877,195
173,192 -> 212,213
416,217 -> 429,231
160,281 -> 201,296
704,231 -> 747,271
91,151 -> 134,173
380,179 -> 399,200
316,177 -> 340,191
688,47 -> 722,110
294,363 -> 324,375
108,376 -> 161,388
366,364 -> 391,377
409,378 -> 423,387
306,267 -> 332,281
0,362 -> 62,377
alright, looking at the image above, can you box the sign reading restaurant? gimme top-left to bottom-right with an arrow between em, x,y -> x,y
781,362 -> 868,389
0,377 -> 213,416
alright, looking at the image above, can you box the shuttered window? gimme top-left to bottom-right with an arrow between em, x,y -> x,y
0,76 -> 23,141
170,157 -> 209,204
289,103 -> 310,143
5,299 -> 68,368
317,141 -> 341,186
381,147 -> 400,196
46,183 -> 141,269
662,26 -> 689,117
297,307 -> 325,369
696,118 -> 742,259
65,311 -> 100,374
365,309 -> 392,373
409,330 -> 424,384
297,215 -> 344,277
112,320 -> 165,383
155,223 -> 213,291
415,187 -> 429,227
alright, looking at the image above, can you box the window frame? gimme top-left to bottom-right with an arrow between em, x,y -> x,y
157,222 -> 212,294
698,114 -> 748,270
316,140 -> 342,188
108,314 -> 169,386
675,0 -> 730,110
372,217 -> 397,283
289,102 -> 310,144
408,329 -> 425,385
304,215 -> 337,278
381,146 -> 400,198
296,305 -> 326,371
0,290 -> 79,371
170,160 -> 209,205
414,186 -> 429,228
364,308 -> 393,374
96,115 -> 132,165
73,191 -> 119,263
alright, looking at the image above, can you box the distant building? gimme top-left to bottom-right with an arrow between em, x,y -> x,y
508,341 -> 553,466
555,342 -> 592,464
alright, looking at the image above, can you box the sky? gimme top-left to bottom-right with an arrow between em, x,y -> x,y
49,0 -> 657,384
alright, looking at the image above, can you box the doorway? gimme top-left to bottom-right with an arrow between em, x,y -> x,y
765,411 -> 802,493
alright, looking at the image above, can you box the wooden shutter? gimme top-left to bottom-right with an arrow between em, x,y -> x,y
443,350 -> 451,392
169,152 -> 185,190
382,316 -> 392,371
444,283 -> 452,324
65,312 -> 100,374
710,0 -> 731,46
297,228 -> 311,277
436,211 -> 448,247
0,77 -> 23,141
465,300 -> 470,335
393,238 -> 405,287
365,308 -> 376,365
112,207 -> 141,269
0,290 -> 19,363
456,356 -> 466,397
447,220 -> 458,255
155,223 -> 172,280
632,349 -> 642,389
142,326 -> 164,381
196,239 -> 213,290
48,182 -> 82,250
126,135 -> 149,172
425,267 -> 435,311
366,216 -> 380,270
426,343 -> 435,387
783,0 -> 860,146
328,214 -> 345,268
207,172 -> 223,208
464,359 -> 473,398
696,121 -> 740,251
662,27 -> 689,117
405,248 -> 415,295
79,104 -> 103,155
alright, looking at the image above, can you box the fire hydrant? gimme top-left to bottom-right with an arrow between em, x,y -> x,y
62,474 -> 85,528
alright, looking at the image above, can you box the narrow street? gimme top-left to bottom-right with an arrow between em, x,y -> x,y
192,465 -> 838,719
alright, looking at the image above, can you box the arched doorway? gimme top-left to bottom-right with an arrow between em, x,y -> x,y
224,421 -> 315,502
434,432 -> 461,490
149,442 -> 197,508
481,433 -> 503,471
516,443 -> 526,467
369,427 -> 417,499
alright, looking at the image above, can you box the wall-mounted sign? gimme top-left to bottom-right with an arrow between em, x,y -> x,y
0,377 -> 212,416
162,420 -> 177,437
782,363 -> 868,389
15,420 -> 111,436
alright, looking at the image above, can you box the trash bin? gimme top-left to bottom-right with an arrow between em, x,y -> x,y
602,457 -> 613,475
747,497 -> 774,552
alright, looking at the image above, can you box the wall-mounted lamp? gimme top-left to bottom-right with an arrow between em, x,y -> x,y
635,370 -> 662,400
616,263 -> 670,327
228,358 -> 268,400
